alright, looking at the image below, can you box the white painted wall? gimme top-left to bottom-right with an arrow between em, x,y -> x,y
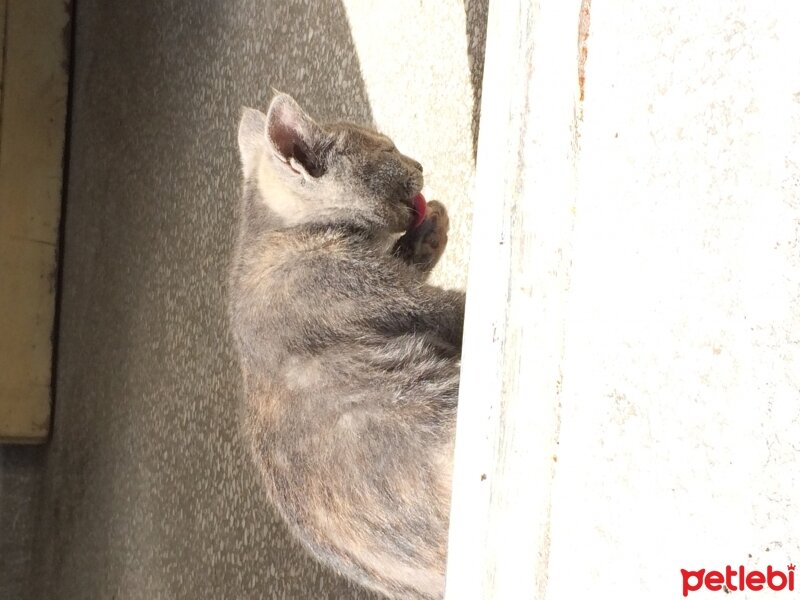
549,2 -> 799,598
448,0 -> 800,598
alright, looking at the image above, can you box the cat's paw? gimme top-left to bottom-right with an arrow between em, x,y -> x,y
413,200 -> 449,267
393,200 -> 449,274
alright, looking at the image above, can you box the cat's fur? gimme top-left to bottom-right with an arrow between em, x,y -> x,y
229,93 -> 464,600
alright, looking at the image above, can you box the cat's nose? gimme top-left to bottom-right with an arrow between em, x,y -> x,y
411,160 -> 423,173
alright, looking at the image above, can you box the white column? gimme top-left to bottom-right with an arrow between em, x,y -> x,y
444,0 -> 582,598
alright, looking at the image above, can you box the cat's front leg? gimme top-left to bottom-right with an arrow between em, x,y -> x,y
392,200 -> 449,278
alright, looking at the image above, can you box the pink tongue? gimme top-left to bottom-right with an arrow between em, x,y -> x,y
411,193 -> 427,229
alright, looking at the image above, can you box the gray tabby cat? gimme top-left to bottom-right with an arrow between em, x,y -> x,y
229,93 -> 464,600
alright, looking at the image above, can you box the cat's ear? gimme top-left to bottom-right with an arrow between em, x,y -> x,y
238,107 -> 268,176
265,94 -> 326,179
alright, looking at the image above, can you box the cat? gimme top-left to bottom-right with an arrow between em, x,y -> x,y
229,92 -> 465,600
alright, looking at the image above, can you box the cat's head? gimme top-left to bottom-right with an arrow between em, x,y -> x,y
238,93 -> 425,233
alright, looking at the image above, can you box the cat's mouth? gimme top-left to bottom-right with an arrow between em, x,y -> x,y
408,192 -> 427,231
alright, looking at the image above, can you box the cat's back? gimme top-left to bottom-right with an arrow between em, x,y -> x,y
230,224 -> 419,371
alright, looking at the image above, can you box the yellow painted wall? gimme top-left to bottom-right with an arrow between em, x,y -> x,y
0,0 -> 70,442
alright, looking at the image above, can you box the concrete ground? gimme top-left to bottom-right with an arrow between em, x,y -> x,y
0,1 -> 486,598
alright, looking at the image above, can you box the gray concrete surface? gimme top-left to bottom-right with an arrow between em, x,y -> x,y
0,1 -> 486,599
0,446 -> 46,599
